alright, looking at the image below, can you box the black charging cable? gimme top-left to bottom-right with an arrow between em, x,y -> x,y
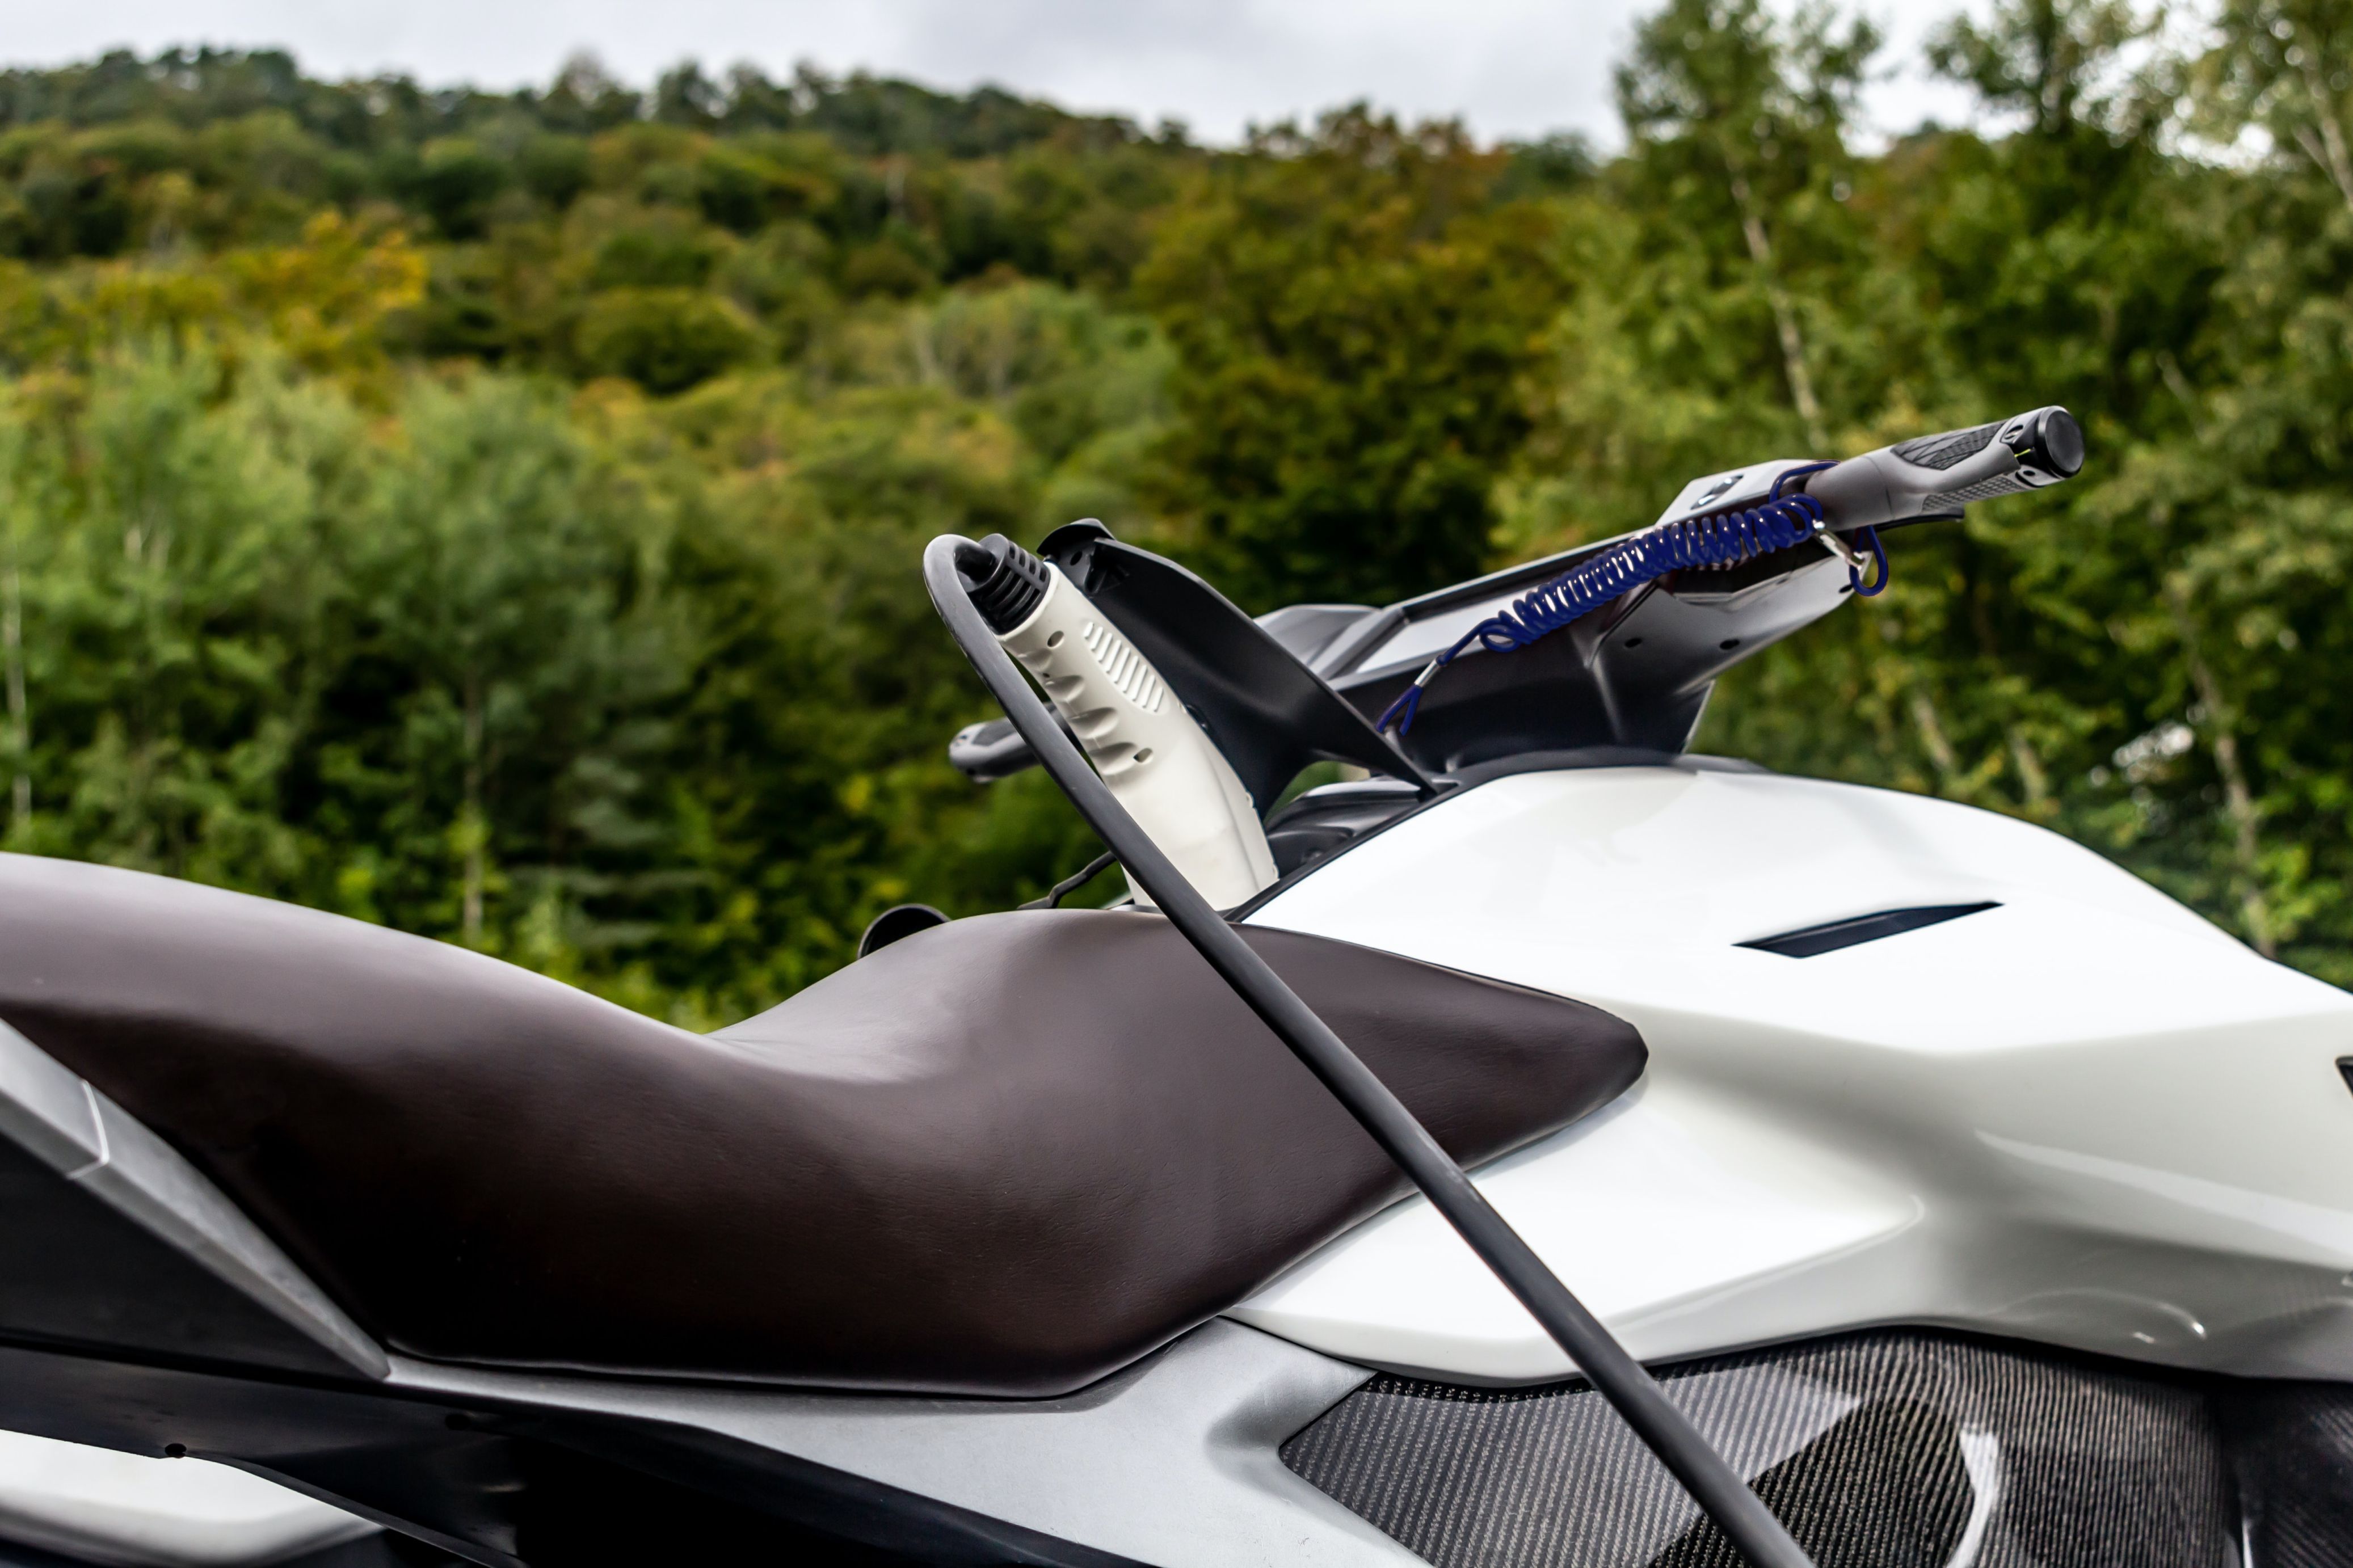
1018,849 -> 1121,910
925,536 -> 1816,1568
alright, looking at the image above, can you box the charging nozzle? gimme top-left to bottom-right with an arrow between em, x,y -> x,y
952,535 -> 1276,911
954,536 -> 1052,634
1803,405 -> 2083,532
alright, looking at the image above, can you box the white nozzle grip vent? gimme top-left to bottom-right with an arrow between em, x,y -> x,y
1080,618 -> 1167,715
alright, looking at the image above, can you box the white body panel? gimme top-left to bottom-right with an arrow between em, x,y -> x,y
1235,765 -> 2353,1384
0,1429 -> 374,1567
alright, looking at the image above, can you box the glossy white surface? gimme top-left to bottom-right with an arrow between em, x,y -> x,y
0,1428 -> 374,1567
1235,766 -> 2353,1382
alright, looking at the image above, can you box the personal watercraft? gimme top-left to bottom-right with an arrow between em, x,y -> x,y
2,406 -> 2350,1567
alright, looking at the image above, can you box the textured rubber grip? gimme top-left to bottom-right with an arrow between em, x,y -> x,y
1892,420 -> 2003,471
1805,406 -> 2081,530
1928,469 -> 2040,505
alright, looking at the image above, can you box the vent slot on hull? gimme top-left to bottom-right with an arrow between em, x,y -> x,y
1739,901 -> 2000,959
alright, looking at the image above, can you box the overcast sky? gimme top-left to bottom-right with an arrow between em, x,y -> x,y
6,0 -> 1988,147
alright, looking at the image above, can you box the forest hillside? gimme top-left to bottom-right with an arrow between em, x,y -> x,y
2,0 -> 2349,1022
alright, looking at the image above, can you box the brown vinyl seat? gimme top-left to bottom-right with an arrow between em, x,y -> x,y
0,852 -> 1644,1397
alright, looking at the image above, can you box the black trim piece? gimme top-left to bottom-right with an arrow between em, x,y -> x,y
856,904 -> 949,958
1740,901 -> 2000,959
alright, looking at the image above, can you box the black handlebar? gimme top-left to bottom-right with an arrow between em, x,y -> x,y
1805,405 -> 2083,532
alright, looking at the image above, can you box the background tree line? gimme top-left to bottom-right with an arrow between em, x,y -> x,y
0,0 -> 2346,1022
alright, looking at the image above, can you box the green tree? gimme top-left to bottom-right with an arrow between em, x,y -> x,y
342,373 -> 670,947
3,343 -> 362,888
1136,108 -> 1559,609
1616,0 -> 1880,449
2199,0 -> 2353,212
576,286 -> 760,391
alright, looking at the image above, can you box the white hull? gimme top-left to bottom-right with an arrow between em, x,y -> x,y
1237,764 -> 2353,1383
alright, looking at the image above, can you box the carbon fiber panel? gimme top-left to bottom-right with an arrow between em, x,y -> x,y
1282,1331 -> 2236,1567
2219,1381 -> 2353,1567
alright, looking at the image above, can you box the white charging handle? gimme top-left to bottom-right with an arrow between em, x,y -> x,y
996,566 -> 1276,909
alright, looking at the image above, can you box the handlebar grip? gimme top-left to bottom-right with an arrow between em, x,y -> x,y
1805,406 -> 2083,531
948,715 -> 1039,781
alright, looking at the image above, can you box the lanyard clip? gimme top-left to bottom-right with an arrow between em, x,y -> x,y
1816,522 -> 1891,596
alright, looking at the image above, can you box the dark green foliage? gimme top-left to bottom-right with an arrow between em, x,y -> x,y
408,139 -> 510,239
1138,109 -> 1559,608
591,224 -> 724,289
576,288 -> 759,391
517,134 -> 593,209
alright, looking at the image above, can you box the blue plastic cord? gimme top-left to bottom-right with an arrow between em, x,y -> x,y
1378,469 -> 1887,737
1849,526 -> 1889,597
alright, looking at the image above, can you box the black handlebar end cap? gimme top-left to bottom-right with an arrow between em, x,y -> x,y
2026,407 -> 2085,478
